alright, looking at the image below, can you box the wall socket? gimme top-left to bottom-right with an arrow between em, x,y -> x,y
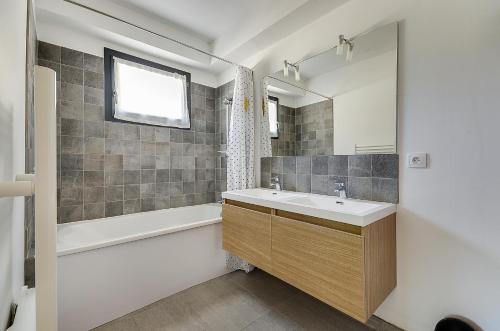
408,153 -> 427,168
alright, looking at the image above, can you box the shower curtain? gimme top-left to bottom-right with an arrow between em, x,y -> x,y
226,66 -> 256,272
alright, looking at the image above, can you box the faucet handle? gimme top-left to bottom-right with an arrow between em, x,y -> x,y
334,182 -> 345,190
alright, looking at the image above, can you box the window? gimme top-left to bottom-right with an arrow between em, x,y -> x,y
104,48 -> 191,128
268,96 -> 279,138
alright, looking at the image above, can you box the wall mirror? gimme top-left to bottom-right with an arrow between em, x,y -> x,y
265,22 -> 398,156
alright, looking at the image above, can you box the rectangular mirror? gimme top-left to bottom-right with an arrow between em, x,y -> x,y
265,22 -> 398,156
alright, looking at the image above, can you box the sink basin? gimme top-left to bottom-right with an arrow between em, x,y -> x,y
228,188 -> 306,201
280,196 -> 382,214
222,188 -> 396,226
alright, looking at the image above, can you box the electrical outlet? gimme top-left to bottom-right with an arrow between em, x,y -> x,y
408,153 -> 427,168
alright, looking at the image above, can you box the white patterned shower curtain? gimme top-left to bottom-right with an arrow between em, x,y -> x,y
226,66 -> 256,272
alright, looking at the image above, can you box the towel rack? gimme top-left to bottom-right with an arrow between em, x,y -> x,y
0,176 -> 35,198
355,144 -> 396,154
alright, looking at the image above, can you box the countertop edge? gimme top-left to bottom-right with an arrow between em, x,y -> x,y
221,191 -> 396,227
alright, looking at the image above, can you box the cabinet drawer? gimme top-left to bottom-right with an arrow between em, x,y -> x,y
222,204 -> 272,266
271,215 -> 366,321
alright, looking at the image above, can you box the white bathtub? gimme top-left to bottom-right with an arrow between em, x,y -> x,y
57,203 -> 228,331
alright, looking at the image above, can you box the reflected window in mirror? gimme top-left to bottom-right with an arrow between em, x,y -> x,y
268,96 -> 279,139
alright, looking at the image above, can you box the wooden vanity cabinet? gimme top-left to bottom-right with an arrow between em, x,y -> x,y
221,202 -> 272,269
222,199 -> 396,323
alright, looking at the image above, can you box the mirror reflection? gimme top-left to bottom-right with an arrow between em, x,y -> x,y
265,22 -> 398,156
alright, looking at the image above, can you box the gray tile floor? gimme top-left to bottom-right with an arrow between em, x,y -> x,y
93,269 -> 403,331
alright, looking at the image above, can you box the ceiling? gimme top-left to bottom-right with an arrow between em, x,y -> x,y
35,0 -> 349,80
107,0 -> 309,43
276,22 -> 398,81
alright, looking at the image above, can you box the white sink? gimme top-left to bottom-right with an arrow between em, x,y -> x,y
222,188 -> 396,227
228,188 -> 306,201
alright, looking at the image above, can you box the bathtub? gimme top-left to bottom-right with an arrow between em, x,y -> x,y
57,203 -> 228,331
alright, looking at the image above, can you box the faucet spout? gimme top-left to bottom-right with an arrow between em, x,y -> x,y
270,176 -> 282,191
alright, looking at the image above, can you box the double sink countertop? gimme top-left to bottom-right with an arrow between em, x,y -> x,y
221,188 -> 396,227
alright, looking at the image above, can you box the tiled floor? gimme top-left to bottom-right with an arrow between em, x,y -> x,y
93,269 -> 403,331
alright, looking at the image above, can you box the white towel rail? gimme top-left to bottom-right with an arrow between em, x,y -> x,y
355,143 -> 396,154
0,178 -> 35,198
34,66 -> 58,330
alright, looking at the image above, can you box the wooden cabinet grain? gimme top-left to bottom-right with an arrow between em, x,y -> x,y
222,203 -> 272,268
222,199 -> 396,322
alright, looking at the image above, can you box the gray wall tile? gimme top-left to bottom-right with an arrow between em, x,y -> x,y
84,203 -> 104,220
61,47 -> 83,68
155,197 -> 170,210
141,170 -> 156,183
260,155 -> 398,203
105,185 -> 123,202
311,175 -> 328,195
84,187 -> 104,204
40,44 -> 222,222
348,155 -> 372,177
296,175 -> 311,193
372,178 -> 398,203
84,53 -> 104,73
283,174 -> 297,191
105,170 -> 123,186
106,201 -> 123,217
124,170 -> 140,184
328,156 -> 348,176
124,200 -> 141,214
61,65 -> 83,85
84,171 -> 104,187
372,154 -> 399,179
283,157 -> 296,174
61,83 -> 83,103
38,41 -> 61,62
348,177 -> 372,200
312,156 -> 328,175
141,198 -> 155,212
84,71 -> 104,89
271,157 -> 283,173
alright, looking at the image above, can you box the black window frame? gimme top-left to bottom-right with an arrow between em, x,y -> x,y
104,47 -> 192,129
268,95 -> 279,139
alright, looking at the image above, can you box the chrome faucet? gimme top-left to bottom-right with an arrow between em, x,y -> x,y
334,182 -> 347,199
270,176 -> 282,191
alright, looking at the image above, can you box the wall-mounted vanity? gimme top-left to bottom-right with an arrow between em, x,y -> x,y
221,188 -> 396,323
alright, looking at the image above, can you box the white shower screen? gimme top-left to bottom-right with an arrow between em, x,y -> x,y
113,57 -> 190,128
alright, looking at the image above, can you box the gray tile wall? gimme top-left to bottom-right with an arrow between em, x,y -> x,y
260,154 -> 398,203
37,41 -> 219,223
271,104 -> 296,156
268,98 -> 334,157
295,99 -> 334,156
25,0 -> 37,287
214,80 -> 234,201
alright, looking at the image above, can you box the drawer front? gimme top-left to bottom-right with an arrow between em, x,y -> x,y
222,204 -> 272,266
271,215 -> 366,321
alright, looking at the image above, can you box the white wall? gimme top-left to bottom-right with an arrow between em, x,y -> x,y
0,0 -> 28,329
334,77 -> 396,154
376,0 -> 500,329
251,0 -> 500,330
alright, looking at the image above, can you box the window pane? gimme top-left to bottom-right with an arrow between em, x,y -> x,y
268,99 -> 278,138
111,56 -> 190,128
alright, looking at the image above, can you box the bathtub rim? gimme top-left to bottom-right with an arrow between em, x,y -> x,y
57,203 -> 222,257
